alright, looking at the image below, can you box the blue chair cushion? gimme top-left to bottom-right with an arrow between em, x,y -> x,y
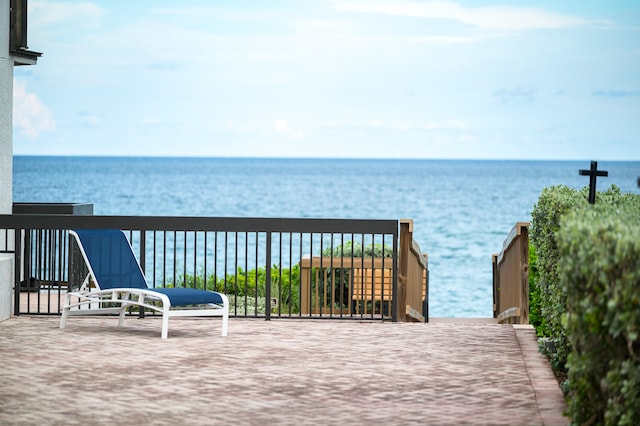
150,287 -> 225,307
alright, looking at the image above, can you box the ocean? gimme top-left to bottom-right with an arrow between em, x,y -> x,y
12,156 -> 640,317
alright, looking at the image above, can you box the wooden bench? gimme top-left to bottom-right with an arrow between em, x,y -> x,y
300,257 -> 395,316
351,267 -> 393,316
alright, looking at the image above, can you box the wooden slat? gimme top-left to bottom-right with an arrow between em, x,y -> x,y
351,268 -> 393,300
497,307 -> 520,324
405,305 -> 425,322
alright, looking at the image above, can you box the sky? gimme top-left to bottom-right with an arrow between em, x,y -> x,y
11,0 -> 640,160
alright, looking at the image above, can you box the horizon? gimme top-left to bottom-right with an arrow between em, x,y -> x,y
12,1 -> 640,161
13,154 -> 640,164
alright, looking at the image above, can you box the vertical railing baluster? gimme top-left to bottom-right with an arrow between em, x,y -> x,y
192,231 -> 197,288
265,231 -> 271,321
152,230 -> 157,288
13,229 -> 22,316
243,232 -> 248,317
162,231 -> 167,288
214,232 -> 218,292
254,232 -> 259,317
223,232 -> 228,295
140,230 -> 146,274
339,232 -> 344,318
203,231 -> 208,290
298,232 -> 303,318
288,232 -> 293,317
172,231 -> 177,287
277,232 -> 283,317
182,230 -> 187,287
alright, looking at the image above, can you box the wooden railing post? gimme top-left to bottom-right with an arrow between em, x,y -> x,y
398,219 -> 429,322
492,253 -> 499,318
398,220 -> 410,322
300,257 -> 311,315
493,222 -> 529,324
519,225 -> 529,325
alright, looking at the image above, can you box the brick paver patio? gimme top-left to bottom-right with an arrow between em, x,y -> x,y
0,316 -> 566,425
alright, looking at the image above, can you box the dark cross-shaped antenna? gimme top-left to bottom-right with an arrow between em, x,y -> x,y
579,161 -> 608,204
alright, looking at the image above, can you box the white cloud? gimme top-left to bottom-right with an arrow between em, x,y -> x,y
274,120 -> 289,132
141,117 -> 162,125
273,119 -> 306,140
332,0 -> 589,32
325,119 -> 468,131
13,81 -> 56,138
78,110 -> 99,126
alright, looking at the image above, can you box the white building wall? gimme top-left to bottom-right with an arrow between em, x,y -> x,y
1,1 -> 15,320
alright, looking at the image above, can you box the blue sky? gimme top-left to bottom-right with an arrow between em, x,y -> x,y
12,0 -> 640,159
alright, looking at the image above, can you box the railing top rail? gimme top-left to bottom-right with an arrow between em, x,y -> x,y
496,221 -> 529,264
301,256 -> 394,268
0,214 -> 399,234
409,239 -> 428,269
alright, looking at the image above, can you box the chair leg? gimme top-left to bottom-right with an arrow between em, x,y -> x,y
118,307 -> 127,327
60,294 -> 71,329
161,313 -> 169,339
221,312 -> 228,337
60,308 -> 68,329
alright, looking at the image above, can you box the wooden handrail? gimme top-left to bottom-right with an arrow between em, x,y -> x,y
492,222 -> 529,324
400,219 -> 428,322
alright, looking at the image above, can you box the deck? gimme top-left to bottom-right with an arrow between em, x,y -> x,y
0,316 -> 566,425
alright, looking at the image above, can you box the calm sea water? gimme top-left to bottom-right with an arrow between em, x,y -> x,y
12,156 -> 640,317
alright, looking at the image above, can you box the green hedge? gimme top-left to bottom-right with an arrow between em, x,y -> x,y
528,243 -> 548,337
558,202 -> 640,425
530,185 -> 590,369
529,185 -> 636,370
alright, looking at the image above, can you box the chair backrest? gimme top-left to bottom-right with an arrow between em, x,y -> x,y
73,229 -> 149,290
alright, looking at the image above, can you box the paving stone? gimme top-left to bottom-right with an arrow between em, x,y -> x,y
0,316 -> 567,425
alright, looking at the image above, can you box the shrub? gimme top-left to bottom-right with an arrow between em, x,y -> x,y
528,243 -> 548,337
530,185 -> 634,371
558,202 -> 640,425
171,264 -> 301,314
321,241 -> 394,258
530,185 -> 589,369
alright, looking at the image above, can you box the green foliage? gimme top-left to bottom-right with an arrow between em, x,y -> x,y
528,243 -> 548,337
172,264 -> 301,314
530,185 -> 637,373
530,184 -> 590,369
322,241 -> 393,258
558,202 -> 640,425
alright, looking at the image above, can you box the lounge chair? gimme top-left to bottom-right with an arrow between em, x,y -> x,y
60,229 -> 229,339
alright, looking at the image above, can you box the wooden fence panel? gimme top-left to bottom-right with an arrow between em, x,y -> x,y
493,222 -> 529,324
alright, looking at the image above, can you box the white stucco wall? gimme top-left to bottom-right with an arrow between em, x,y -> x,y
1,52 -> 11,214
0,256 -> 13,320
1,1 -> 15,320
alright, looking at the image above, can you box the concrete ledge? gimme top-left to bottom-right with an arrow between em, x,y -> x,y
0,254 -> 14,321
514,325 -> 568,425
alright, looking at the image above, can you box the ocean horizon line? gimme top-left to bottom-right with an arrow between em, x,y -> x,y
12,154 -> 640,163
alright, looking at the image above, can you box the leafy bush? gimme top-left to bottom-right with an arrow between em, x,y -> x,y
558,202 -> 640,425
530,185 -> 589,369
529,185 -> 636,365
171,264 -> 301,314
528,242 -> 548,337
321,241 -> 394,258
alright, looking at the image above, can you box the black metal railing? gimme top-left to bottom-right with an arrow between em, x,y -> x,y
1,215 -> 400,320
